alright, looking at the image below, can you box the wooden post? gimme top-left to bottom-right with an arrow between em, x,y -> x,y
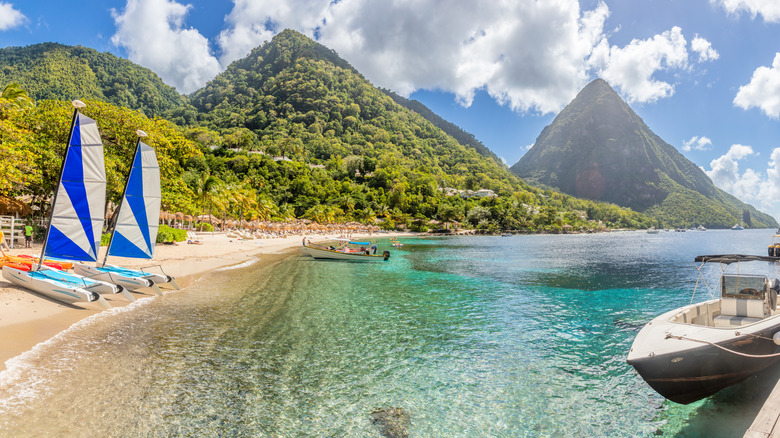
9,217 -> 15,249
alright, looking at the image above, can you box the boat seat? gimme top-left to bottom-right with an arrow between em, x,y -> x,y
713,315 -> 762,327
713,296 -> 766,327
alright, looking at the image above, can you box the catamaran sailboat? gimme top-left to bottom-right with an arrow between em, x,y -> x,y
627,254 -> 780,404
2,101 -> 124,306
72,131 -> 179,294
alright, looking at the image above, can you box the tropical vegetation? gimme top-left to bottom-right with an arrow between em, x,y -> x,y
0,31 -> 686,233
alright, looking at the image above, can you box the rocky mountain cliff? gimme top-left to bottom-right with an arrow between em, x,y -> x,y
511,79 -> 777,228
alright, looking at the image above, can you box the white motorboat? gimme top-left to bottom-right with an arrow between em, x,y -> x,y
301,240 -> 390,262
627,254 -> 780,404
2,101 -> 122,306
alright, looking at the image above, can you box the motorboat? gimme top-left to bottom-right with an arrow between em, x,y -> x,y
627,254 -> 780,404
732,224 -> 745,230
301,239 -> 390,262
647,228 -> 660,234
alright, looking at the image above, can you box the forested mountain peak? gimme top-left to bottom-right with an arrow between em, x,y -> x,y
0,42 -> 189,118
182,31 -> 655,230
511,79 -> 777,228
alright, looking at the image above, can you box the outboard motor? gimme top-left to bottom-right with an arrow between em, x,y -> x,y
770,245 -> 775,257
382,250 -> 391,261
770,278 -> 780,310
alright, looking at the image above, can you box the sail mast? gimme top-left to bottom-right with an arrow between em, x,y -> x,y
37,100 -> 84,271
101,130 -> 147,267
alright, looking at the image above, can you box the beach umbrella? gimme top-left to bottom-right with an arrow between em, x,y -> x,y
0,195 -> 33,216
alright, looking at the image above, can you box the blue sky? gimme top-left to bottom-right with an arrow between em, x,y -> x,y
2,0 -> 780,219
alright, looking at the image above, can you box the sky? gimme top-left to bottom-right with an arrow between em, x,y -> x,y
1,0 -> 780,220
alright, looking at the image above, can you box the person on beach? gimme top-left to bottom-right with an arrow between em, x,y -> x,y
24,221 -> 33,248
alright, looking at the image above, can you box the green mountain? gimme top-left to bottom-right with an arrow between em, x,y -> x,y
189,29 -> 526,199
0,33 -> 659,231
185,30 -> 654,230
380,88 -> 503,163
0,42 -> 190,119
510,79 -> 777,229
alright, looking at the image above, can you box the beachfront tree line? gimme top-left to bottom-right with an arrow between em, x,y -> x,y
0,85 -> 654,233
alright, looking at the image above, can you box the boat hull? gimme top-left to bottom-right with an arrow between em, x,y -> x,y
627,303 -> 780,404
2,265 -> 102,304
72,263 -> 155,291
301,245 -> 389,262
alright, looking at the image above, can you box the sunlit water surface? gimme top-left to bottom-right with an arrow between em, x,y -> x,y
2,230 -> 780,437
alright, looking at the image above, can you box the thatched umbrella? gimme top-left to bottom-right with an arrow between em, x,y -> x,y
0,195 -> 32,216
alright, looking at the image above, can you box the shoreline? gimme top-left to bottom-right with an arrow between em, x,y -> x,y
0,231 -> 411,371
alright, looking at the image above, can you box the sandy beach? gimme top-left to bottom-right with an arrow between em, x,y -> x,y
0,231 -> 408,371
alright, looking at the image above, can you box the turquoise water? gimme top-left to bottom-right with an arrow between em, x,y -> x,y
2,230 -> 780,436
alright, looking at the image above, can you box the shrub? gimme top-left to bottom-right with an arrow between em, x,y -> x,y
157,224 -> 187,243
196,222 -> 214,232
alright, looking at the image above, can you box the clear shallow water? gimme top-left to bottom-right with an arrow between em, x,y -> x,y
2,230 -> 780,436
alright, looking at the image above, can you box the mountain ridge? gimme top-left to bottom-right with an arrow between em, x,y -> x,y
0,42 -> 190,119
511,78 -> 777,228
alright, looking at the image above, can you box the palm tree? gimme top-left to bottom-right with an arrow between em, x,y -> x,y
0,82 -> 34,115
193,172 -> 223,227
353,208 -> 376,225
255,196 -> 278,221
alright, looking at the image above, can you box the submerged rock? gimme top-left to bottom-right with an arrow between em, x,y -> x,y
369,406 -> 410,438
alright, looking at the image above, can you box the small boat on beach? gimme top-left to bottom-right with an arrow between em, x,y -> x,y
301,239 -> 390,262
2,101 -> 121,306
627,254 -> 780,404
72,131 -> 178,295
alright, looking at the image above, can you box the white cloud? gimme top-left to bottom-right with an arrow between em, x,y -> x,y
217,0 -> 613,114
734,53 -> 780,118
691,35 -> 719,62
705,144 -> 755,196
593,26 -> 689,103
683,136 -> 712,151
111,0 -> 711,109
111,0 -> 221,94
703,144 -> 780,220
212,1 -> 709,113
711,0 -> 780,22
0,2 -> 25,31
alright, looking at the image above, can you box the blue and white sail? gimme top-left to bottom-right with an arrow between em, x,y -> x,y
106,140 -> 160,259
43,112 -> 106,262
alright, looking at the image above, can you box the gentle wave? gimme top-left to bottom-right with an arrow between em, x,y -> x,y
0,295 -> 158,414
216,257 -> 261,271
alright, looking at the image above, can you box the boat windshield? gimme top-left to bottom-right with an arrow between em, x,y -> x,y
721,274 -> 766,300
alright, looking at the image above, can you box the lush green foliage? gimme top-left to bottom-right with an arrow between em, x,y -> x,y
0,33 -> 666,232
0,43 -> 192,119
181,30 -> 653,230
157,225 -> 187,243
512,79 -> 778,229
1,99 -> 200,215
382,88 -> 502,163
